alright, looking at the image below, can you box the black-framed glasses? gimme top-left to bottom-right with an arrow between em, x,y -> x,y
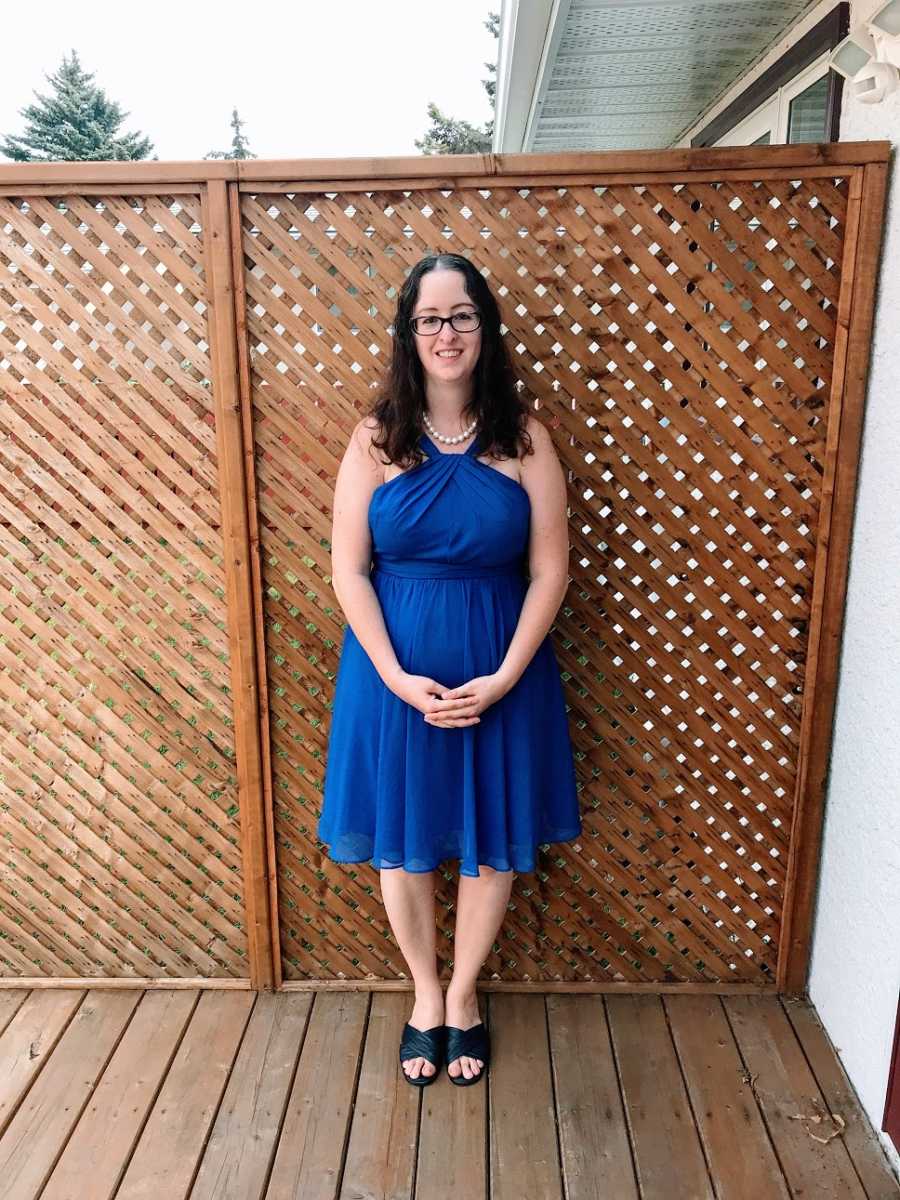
409,310 -> 482,335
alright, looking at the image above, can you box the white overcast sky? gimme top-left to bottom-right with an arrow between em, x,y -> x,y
0,1 -> 498,161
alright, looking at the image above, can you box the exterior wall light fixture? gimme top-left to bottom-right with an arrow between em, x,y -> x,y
830,0 -> 900,103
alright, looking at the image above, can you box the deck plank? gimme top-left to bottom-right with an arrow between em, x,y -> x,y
725,994 -> 869,1199
417,994 -> 488,1200
489,993 -> 562,1200
114,989 -> 256,1200
0,989 -> 29,1036
783,996 -> 900,1199
266,990 -> 368,1200
0,986 -> 893,1199
417,1068 -> 488,1200
0,989 -> 140,1199
340,992 -> 420,1200
547,993 -> 639,1200
41,989 -> 197,1200
191,991 -> 312,1200
0,989 -> 83,1139
665,993 -> 791,1199
607,993 -> 715,1199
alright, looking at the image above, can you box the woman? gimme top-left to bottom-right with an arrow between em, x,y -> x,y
317,252 -> 581,1088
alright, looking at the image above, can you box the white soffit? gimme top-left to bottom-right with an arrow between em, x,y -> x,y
495,0 -> 822,152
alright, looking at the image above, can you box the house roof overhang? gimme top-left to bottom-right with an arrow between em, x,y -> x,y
493,0 -> 825,152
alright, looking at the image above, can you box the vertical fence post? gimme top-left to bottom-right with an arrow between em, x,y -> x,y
779,159 -> 890,995
227,178 -> 283,990
202,177 -> 275,990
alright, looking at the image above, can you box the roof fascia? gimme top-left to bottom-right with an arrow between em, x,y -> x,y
494,0 -> 559,152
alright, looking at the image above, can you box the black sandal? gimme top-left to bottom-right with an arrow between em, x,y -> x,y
399,1022 -> 446,1087
445,1021 -> 490,1086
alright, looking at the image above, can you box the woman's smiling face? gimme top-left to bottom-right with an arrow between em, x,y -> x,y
410,268 -> 482,384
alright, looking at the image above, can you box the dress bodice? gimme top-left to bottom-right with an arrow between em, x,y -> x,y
368,432 -> 531,578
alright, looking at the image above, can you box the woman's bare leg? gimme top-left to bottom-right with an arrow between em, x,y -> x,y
380,866 -> 444,1080
446,865 -> 514,1080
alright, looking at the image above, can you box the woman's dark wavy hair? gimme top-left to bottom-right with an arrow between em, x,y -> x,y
368,253 -> 533,469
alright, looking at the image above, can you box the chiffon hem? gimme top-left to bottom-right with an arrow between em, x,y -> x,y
317,826 -> 583,877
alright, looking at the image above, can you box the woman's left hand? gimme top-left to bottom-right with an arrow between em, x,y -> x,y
423,674 -> 509,728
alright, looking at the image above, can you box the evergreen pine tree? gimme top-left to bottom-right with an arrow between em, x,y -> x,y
416,11 -> 499,155
0,49 -> 153,162
415,103 -> 493,156
205,109 -> 257,160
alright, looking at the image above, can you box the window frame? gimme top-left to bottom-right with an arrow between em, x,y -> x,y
713,53 -> 832,147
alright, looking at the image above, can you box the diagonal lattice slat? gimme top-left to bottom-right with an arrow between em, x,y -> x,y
0,193 -> 248,978
0,151 -> 875,990
239,171 -> 847,985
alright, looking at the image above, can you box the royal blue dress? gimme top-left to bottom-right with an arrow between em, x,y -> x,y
317,429 -> 582,877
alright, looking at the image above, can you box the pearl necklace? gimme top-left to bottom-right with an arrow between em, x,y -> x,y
423,413 -> 479,446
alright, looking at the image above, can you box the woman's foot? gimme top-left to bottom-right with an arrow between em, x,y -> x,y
402,985 -> 445,1081
445,984 -> 485,1082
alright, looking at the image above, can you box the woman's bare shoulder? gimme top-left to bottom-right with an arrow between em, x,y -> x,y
351,415 -> 381,445
518,415 -> 565,495
522,413 -> 555,454
346,416 -> 387,464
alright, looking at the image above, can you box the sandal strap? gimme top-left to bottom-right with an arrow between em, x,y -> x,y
445,1022 -> 490,1065
399,1023 -> 445,1066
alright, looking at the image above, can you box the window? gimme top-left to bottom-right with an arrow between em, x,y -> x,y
713,54 -> 834,147
788,74 -> 831,142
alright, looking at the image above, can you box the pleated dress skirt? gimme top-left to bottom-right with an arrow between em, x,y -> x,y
317,429 -> 582,877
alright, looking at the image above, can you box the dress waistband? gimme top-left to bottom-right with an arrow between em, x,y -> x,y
371,556 -> 525,580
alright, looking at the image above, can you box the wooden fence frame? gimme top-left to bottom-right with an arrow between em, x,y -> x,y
0,142 -> 891,994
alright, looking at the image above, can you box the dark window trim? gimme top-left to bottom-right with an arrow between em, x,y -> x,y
691,3 -> 849,147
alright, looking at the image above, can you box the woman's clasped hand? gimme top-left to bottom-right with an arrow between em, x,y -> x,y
388,669 -> 509,728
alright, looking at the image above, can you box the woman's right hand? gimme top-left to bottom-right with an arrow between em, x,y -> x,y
386,669 -> 481,726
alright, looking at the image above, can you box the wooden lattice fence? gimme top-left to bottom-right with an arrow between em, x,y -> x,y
0,145 -> 890,993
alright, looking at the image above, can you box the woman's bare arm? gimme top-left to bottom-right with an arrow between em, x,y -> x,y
330,417 -> 404,691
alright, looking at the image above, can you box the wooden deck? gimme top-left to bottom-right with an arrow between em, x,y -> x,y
0,987 -> 897,1199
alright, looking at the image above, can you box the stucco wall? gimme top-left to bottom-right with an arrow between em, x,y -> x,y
677,0 -> 900,1178
815,0 -> 900,1179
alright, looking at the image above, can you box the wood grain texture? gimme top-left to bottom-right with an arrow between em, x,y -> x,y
41,989 -> 197,1200
114,989 -> 255,1200
0,989 -> 83,1138
0,146 -> 888,994
265,989 -> 368,1198
779,159 -> 891,994
0,187 -> 249,980
607,994 -> 714,1198
725,993 -> 869,1198
665,993 -> 790,1199
0,990 -> 140,1197
202,178 -> 274,990
0,986 -> 894,1198
489,994 -> 562,1200
548,992 -> 638,1199
190,992 -> 311,1200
